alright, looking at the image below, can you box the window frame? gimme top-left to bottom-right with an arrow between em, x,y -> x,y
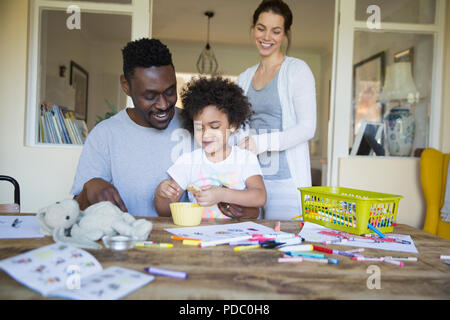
327,0 -> 447,186
26,0 -> 151,147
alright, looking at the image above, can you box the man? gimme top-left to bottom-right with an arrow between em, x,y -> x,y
71,38 -> 184,216
71,38 -> 256,218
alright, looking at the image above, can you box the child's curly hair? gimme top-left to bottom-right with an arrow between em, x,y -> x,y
180,77 -> 253,133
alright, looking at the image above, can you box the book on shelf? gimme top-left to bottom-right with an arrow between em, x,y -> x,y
39,103 -> 88,145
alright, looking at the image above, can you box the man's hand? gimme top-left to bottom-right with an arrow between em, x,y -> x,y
76,178 -> 127,212
217,202 -> 260,219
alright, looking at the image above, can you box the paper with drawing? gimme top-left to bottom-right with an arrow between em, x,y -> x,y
0,215 -> 44,239
299,222 -> 418,253
165,221 -> 284,242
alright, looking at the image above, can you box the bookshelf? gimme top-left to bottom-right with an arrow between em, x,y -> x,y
38,103 -> 88,145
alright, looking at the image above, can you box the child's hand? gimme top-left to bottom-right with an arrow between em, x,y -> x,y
194,185 -> 224,207
156,179 -> 182,202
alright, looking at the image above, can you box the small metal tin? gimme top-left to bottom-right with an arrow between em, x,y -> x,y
102,235 -> 136,251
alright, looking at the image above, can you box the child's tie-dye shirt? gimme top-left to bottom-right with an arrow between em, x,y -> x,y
167,146 -> 262,219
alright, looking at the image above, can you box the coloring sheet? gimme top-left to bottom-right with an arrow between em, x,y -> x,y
0,215 -> 44,239
299,222 -> 418,254
164,221 -> 285,242
0,243 -> 153,299
50,266 -> 154,300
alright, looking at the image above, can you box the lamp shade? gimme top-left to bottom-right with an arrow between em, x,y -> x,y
379,62 -> 419,103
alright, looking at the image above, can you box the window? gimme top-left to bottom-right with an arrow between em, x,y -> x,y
26,0 -> 150,146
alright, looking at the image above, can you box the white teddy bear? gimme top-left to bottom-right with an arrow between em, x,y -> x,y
37,199 -> 152,250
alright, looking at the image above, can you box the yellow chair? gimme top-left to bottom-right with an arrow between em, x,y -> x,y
420,148 -> 450,240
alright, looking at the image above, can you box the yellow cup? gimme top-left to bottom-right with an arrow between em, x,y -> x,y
169,202 -> 204,227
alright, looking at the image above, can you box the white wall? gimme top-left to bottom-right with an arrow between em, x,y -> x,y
163,38 -> 330,160
0,0 -> 82,211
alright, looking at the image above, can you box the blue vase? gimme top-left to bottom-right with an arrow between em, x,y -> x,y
384,107 -> 415,156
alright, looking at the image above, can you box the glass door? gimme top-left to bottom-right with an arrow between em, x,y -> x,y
327,0 -> 446,186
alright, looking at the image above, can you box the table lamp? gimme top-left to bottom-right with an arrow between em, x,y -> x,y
379,62 -> 419,156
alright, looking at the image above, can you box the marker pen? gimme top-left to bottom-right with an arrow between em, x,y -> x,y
144,267 -> 187,279
312,245 -> 333,254
234,244 -> 260,252
344,248 -> 365,254
136,243 -> 173,248
323,238 -> 348,245
278,257 -> 303,263
171,236 -> 200,241
332,250 -> 358,258
182,239 -> 202,246
367,223 -> 385,239
383,259 -> 404,267
278,244 -> 313,252
229,240 -> 257,246
278,237 -> 303,246
352,256 -> 384,262
200,235 -> 252,248
285,252 -> 326,259
302,257 -> 328,264
134,241 -> 156,246
384,256 -> 418,262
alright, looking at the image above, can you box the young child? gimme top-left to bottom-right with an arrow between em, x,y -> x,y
154,76 -> 266,219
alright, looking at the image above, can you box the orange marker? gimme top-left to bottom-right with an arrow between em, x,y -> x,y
171,235 -> 200,241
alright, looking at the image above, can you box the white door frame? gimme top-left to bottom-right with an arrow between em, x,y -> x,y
327,0 -> 447,186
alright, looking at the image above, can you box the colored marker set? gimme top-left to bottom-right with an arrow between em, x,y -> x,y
277,243 -> 419,267
277,244 -> 340,265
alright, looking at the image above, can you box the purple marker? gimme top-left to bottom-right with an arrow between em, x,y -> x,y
229,240 -> 257,246
144,267 -> 187,279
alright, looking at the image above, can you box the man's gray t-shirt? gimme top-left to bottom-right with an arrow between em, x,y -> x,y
70,108 -> 189,217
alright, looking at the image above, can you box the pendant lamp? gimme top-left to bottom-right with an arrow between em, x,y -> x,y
196,11 -> 218,75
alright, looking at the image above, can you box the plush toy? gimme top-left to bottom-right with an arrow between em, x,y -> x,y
37,199 -> 152,250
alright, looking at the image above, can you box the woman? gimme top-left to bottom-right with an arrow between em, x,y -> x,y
236,0 -> 317,220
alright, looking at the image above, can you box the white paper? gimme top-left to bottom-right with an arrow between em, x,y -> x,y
0,216 -> 44,239
49,266 -> 154,300
0,243 -> 102,296
0,244 -> 154,299
299,222 -> 418,254
165,221 -> 285,242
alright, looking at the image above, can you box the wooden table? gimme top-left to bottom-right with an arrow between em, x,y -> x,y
0,216 -> 449,300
